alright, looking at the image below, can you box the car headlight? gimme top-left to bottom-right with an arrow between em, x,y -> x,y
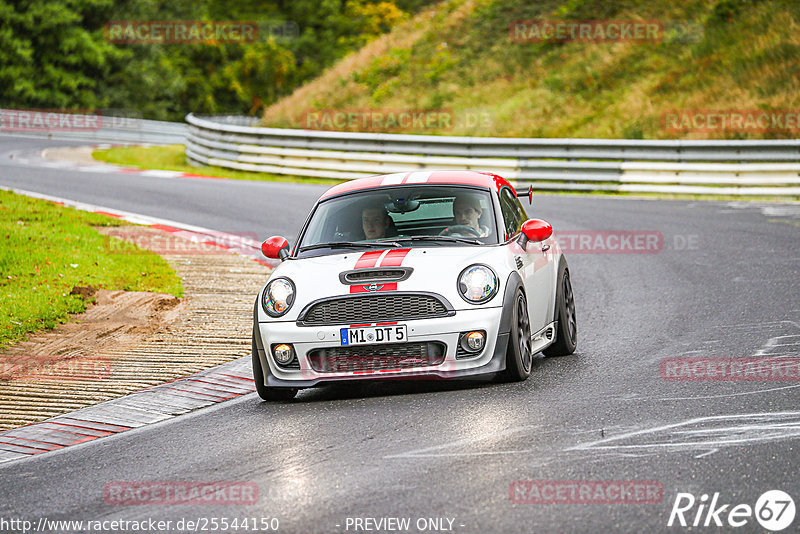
262,277 -> 295,317
457,265 -> 498,304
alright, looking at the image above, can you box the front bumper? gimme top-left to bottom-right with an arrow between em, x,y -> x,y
253,307 -> 509,388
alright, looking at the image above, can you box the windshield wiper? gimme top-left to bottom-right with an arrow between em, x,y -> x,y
392,236 -> 483,245
298,241 -> 401,252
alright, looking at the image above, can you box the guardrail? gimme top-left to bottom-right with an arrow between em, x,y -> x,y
186,113 -> 800,196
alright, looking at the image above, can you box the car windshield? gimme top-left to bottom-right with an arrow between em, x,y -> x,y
297,186 -> 498,254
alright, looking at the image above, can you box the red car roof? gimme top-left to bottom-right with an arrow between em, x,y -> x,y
320,170 -> 515,200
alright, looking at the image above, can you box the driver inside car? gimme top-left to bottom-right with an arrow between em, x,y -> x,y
361,202 -> 393,240
446,193 -> 490,237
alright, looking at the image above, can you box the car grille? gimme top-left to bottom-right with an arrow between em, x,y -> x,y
299,294 -> 451,325
307,342 -> 446,373
277,359 -> 300,370
455,344 -> 472,359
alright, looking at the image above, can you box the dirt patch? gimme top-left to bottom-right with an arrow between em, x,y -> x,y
0,290 -> 184,382
41,146 -> 99,166
70,285 -> 98,300
0,223 -> 270,431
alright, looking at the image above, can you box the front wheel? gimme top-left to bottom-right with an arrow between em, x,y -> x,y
499,288 -> 533,382
542,260 -> 577,357
252,332 -> 298,401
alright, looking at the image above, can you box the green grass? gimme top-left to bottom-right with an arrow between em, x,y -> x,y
0,190 -> 183,350
262,0 -> 800,140
92,145 -> 345,186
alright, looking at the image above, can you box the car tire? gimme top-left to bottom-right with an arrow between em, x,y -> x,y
499,288 -> 533,382
543,259 -> 577,357
252,332 -> 298,401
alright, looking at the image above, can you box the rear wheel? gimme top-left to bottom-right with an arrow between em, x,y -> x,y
500,288 -> 533,382
252,332 -> 298,401
543,260 -> 577,357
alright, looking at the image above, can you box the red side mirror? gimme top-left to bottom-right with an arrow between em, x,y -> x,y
261,236 -> 290,260
518,219 -> 553,248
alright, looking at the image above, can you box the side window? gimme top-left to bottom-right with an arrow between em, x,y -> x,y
512,196 -> 528,229
499,187 -> 525,239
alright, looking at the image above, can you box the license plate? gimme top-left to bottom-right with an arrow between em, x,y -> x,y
340,325 -> 407,346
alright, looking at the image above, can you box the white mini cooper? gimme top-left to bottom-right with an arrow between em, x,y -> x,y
252,170 -> 576,400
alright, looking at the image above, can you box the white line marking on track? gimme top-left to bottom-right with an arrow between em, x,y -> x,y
138,169 -> 185,178
1,186 -> 237,236
654,383 -> 800,401
75,165 -> 125,173
384,425 -> 541,459
391,450 -> 548,458
0,187 -> 267,265
568,411 -> 800,452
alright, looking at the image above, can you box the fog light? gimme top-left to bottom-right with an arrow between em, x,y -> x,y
466,331 -> 485,351
272,343 -> 294,365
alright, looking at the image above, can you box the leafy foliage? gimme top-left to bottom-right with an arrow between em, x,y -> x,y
0,0 -> 124,109
0,0 -> 430,119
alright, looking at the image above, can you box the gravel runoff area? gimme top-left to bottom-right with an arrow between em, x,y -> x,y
0,225 -> 270,431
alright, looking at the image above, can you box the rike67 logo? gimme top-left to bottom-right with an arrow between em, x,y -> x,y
668,490 -> 795,531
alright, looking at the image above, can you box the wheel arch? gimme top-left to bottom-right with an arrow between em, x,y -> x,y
498,270 -> 524,335
551,254 -> 569,322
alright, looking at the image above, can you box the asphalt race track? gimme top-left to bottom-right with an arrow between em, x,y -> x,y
2,134 -> 800,532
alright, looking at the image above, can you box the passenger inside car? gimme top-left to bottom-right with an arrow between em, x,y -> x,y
448,193 -> 491,237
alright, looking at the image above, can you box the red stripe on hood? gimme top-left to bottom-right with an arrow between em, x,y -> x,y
379,248 -> 411,267
354,250 -> 384,269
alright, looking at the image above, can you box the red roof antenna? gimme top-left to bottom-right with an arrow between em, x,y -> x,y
528,185 -> 533,205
